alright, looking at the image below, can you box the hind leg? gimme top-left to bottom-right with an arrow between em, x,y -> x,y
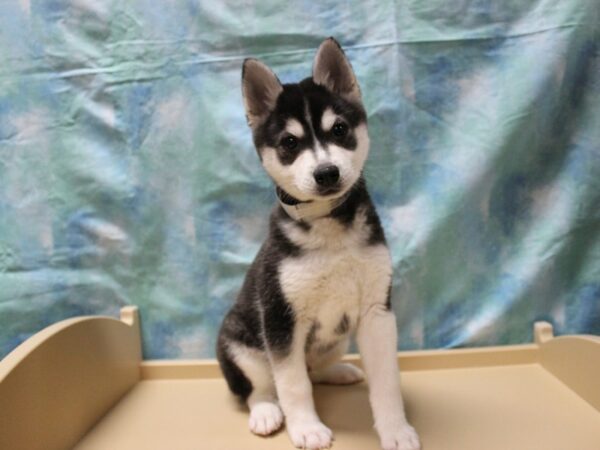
310,362 -> 365,385
228,343 -> 284,436
308,338 -> 365,385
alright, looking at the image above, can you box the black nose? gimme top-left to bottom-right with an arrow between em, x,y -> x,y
314,164 -> 340,187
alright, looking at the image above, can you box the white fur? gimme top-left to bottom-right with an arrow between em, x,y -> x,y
229,344 -> 275,403
260,123 -> 369,203
286,118 -> 305,137
248,402 -> 284,436
262,146 -> 316,202
357,304 -> 420,450
287,420 -> 333,450
277,234 -> 391,345
269,322 -> 333,449
309,362 -> 365,385
278,209 -> 387,365
314,141 -> 329,163
281,205 -> 372,250
228,344 -> 283,436
320,107 -> 337,131
278,212 -> 420,450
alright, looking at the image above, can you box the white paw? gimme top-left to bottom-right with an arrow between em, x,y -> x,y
249,402 -> 284,436
379,423 -> 421,450
287,420 -> 333,449
311,363 -> 365,385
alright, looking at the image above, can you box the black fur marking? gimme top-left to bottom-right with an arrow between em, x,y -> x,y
300,79 -> 366,129
385,283 -> 392,310
218,303 -> 264,350
216,206 -> 302,397
276,186 -> 302,205
258,216 -> 300,356
302,81 -> 361,151
216,258 -> 265,350
295,219 -> 312,231
270,209 -> 303,257
252,79 -> 366,166
329,181 -> 364,226
274,191 -> 312,231
334,313 -> 350,335
365,205 -> 386,246
329,178 -> 387,246
261,285 -> 295,356
216,342 -> 253,401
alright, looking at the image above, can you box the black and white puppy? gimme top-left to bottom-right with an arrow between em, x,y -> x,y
217,38 -> 420,450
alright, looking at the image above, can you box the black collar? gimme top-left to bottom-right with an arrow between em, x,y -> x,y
275,187 -> 352,221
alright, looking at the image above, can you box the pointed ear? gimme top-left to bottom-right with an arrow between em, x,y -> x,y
313,38 -> 361,102
242,59 -> 283,128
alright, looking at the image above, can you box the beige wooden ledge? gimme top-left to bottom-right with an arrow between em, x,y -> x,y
1,307 -> 599,450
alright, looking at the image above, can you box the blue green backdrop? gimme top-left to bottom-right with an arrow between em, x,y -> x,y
1,0 -> 599,359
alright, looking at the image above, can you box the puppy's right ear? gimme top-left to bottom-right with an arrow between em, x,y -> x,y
242,59 -> 283,128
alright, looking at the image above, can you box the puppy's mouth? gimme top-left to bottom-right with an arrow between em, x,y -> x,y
282,178 -> 349,204
316,184 -> 343,197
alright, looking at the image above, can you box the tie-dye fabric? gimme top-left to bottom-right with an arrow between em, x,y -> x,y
1,1 -> 599,359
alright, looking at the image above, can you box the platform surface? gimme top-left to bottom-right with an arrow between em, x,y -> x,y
3,310 -> 599,450
75,363 -> 600,450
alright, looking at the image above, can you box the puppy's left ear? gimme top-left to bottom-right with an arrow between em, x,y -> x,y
242,58 -> 283,128
313,37 -> 361,102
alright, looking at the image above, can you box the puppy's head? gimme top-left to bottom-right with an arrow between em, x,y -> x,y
242,38 -> 369,202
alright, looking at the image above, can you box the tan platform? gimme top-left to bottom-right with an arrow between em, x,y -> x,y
1,307 -> 599,450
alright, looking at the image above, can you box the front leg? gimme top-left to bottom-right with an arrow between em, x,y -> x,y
269,324 -> 333,450
357,302 -> 420,450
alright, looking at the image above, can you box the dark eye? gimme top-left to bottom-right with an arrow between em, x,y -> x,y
281,135 -> 298,151
332,121 -> 348,137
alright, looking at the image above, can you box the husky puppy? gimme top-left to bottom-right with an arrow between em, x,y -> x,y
216,38 -> 420,450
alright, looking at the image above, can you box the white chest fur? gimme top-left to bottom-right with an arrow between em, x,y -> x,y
278,209 -> 392,343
